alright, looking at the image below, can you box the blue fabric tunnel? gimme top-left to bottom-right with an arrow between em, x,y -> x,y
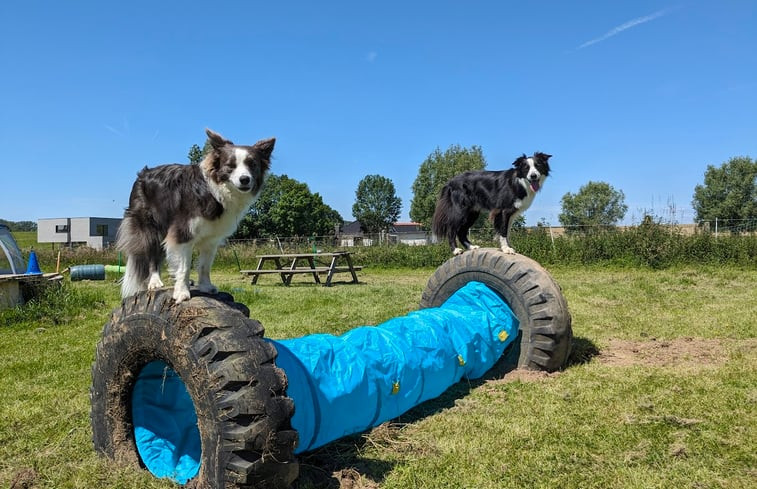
132,361 -> 201,484
129,280 -> 518,482
272,281 -> 518,453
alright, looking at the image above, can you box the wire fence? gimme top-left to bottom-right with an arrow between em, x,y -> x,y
225,218 -> 757,253
694,218 -> 757,235
17,217 -> 757,272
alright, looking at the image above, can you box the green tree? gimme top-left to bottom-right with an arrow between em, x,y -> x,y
559,181 -> 628,232
410,145 -> 486,229
692,156 -> 757,227
188,140 -> 214,165
0,220 -> 37,231
352,175 -> 402,234
188,144 -> 203,165
234,174 -> 342,238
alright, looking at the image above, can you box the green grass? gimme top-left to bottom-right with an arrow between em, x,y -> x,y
9,230 -> 38,251
1,265 -> 755,488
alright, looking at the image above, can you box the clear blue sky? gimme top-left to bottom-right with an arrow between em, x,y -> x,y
1,1 -> 755,226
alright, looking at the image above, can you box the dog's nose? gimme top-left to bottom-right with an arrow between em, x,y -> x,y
239,175 -> 251,186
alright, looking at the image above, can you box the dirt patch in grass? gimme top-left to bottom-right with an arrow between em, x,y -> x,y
497,368 -> 559,383
331,467 -> 381,489
10,467 -> 38,489
597,337 -> 756,368
487,337 -> 755,385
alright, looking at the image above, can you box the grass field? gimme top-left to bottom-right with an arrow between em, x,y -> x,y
1,264 -> 755,488
8,230 -> 38,251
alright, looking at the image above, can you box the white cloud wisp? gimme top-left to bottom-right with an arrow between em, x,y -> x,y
577,8 -> 673,50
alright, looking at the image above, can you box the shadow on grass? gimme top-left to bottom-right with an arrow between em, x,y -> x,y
295,335 -> 599,488
566,335 -> 601,367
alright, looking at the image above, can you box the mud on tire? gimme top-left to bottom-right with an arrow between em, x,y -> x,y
420,249 -> 572,372
90,289 -> 298,488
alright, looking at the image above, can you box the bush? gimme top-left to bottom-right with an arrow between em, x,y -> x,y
508,223 -> 756,269
1,281 -> 107,327
21,226 -> 757,275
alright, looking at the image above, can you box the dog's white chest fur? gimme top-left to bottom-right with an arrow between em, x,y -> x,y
516,187 -> 534,210
190,186 -> 254,243
515,178 -> 539,212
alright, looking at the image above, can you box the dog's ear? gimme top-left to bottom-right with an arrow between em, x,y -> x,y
253,138 -> 276,164
512,154 -> 528,168
205,129 -> 233,149
535,152 -> 552,161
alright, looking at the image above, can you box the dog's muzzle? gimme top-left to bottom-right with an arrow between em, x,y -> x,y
237,176 -> 252,192
529,177 -> 541,192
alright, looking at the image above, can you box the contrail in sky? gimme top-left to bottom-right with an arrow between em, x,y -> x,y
577,8 -> 674,50
104,124 -> 124,137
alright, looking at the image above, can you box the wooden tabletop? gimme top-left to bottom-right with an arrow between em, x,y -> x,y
254,251 -> 351,259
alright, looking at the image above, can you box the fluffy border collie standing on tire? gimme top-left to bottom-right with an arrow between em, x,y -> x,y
432,152 -> 551,255
117,129 -> 274,303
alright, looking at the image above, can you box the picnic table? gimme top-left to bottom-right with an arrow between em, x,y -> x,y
240,251 -> 362,286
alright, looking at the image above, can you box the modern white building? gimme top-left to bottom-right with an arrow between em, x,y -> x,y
37,217 -> 122,250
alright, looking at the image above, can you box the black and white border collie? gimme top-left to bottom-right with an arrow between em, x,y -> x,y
117,129 -> 274,303
432,152 -> 551,255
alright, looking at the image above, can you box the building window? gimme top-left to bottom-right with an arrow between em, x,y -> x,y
96,224 -> 108,236
55,225 -> 69,233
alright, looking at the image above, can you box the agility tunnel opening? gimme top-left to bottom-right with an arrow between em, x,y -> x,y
91,250 -> 572,488
131,361 -> 201,484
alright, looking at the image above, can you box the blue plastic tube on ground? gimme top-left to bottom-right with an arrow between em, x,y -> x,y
270,281 -> 518,453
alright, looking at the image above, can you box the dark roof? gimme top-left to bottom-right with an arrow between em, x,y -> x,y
390,222 -> 424,233
341,221 -> 425,235
341,221 -> 363,235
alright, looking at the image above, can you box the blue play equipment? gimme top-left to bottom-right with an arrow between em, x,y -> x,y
132,361 -> 201,484
275,281 -> 517,453
129,281 -> 518,483
93,249 -> 572,488
25,250 -> 42,275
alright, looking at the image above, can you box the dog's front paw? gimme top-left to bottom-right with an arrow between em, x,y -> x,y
453,247 -> 465,256
147,276 -> 164,290
198,282 -> 218,294
468,245 -> 480,250
173,285 -> 191,303
501,246 -> 516,254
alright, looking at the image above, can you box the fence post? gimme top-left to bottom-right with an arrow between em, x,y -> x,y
548,224 -> 556,253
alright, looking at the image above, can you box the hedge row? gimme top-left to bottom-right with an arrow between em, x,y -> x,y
26,225 -> 757,273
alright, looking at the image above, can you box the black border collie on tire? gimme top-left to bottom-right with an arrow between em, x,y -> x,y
420,249 -> 572,372
89,289 -> 298,488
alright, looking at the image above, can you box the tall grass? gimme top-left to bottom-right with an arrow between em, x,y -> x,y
512,224 -> 757,269
0,281 -> 107,328
15,223 -> 757,275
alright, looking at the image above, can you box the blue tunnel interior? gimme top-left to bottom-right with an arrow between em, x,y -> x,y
132,360 -> 201,484
130,281 -> 518,483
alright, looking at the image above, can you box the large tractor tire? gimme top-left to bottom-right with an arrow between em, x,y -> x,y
420,249 -> 572,372
90,289 -> 298,488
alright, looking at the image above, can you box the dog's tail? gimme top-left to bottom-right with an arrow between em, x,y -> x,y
116,215 -> 154,298
120,259 -> 147,298
432,186 -> 453,241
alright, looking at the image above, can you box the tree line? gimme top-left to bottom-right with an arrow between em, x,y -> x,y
187,140 -> 756,239
0,219 -> 37,232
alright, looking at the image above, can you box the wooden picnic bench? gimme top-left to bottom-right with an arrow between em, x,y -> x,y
240,251 -> 362,286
